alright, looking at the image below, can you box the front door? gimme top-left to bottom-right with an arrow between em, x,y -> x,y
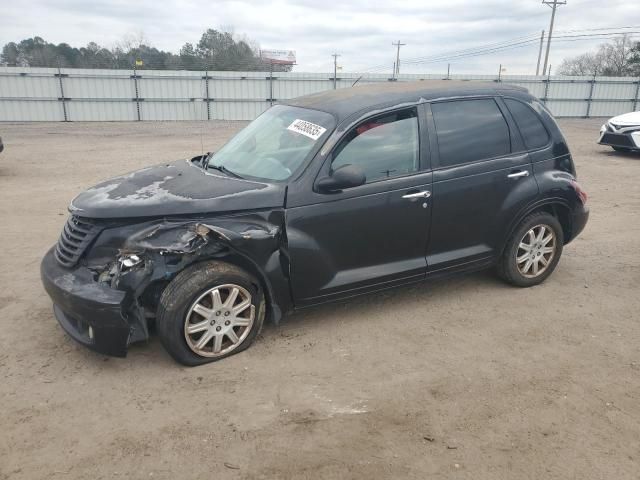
286,107 -> 433,306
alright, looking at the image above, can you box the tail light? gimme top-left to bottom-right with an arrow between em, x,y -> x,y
571,180 -> 588,205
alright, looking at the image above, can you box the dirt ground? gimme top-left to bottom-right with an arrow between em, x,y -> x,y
0,118 -> 638,480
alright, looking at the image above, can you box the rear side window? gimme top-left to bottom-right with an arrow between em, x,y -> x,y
504,98 -> 550,150
432,99 -> 511,167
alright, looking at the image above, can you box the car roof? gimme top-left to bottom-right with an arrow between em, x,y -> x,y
282,80 -> 529,124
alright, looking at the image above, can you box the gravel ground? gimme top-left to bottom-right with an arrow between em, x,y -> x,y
0,118 -> 639,480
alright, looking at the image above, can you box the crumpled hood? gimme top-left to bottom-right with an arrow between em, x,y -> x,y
70,159 -> 286,219
609,111 -> 640,126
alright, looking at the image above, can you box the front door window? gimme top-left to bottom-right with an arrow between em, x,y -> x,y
331,109 -> 419,183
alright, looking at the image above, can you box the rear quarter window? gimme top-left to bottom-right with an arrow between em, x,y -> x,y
504,98 -> 550,150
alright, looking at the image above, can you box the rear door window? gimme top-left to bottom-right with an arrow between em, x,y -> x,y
504,98 -> 550,150
431,99 -> 511,167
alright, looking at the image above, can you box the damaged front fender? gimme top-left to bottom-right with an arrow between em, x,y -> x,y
88,211 -> 291,347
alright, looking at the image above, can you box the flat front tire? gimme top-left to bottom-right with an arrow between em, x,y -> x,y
498,212 -> 564,287
157,261 -> 265,366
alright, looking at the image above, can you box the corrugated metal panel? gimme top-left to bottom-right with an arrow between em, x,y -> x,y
0,72 -> 59,98
547,80 -> 592,100
589,101 -> 636,117
545,100 -> 588,117
211,77 -> 266,100
274,78 -> 329,99
0,99 -> 63,121
141,101 -> 207,121
64,75 -> 133,99
139,76 -> 203,100
1,67 -> 639,122
592,80 -> 637,100
66,100 -> 137,121
210,101 -> 267,121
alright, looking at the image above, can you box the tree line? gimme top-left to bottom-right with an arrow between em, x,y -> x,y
0,29 -> 293,72
557,35 -> 640,76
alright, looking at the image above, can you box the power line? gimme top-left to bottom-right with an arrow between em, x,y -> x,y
357,23 -> 640,73
403,34 -> 637,69
361,33 -> 542,72
357,29 -> 639,73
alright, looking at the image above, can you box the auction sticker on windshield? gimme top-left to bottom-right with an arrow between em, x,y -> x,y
287,119 -> 327,140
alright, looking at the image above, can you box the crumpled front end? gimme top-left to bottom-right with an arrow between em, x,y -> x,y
41,211 -> 291,357
41,247 -> 131,356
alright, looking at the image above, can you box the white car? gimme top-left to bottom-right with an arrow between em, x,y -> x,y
598,111 -> 640,152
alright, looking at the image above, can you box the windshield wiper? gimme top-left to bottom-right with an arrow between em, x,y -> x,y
208,164 -> 243,179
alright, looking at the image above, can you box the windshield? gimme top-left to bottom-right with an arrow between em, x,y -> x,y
209,105 -> 335,181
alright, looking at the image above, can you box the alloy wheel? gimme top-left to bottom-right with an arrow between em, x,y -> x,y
184,284 -> 255,357
515,224 -> 557,278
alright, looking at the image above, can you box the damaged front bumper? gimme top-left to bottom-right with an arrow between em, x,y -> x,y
41,247 -> 132,357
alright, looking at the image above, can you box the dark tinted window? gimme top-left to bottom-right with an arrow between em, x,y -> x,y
504,98 -> 550,150
332,109 -> 419,183
432,99 -> 510,166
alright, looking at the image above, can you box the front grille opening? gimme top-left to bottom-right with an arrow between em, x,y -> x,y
601,133 -> 634,148
55,215 -> 102,268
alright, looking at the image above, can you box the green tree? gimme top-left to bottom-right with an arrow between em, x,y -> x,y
0,29 -> 294,72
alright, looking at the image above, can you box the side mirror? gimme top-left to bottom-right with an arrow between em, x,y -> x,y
317,164 -> 366,192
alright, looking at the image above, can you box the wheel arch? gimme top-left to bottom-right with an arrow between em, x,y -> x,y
211,250 -> 284,325
502,199 -> 572,255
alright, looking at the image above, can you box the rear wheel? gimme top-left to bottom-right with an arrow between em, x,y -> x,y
157,261 -> 265,366
498,212 -> 564,287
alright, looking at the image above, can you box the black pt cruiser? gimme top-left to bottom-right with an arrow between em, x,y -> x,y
41,81 -> 589,366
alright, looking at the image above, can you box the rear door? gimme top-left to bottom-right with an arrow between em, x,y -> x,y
425,97 -> 539,274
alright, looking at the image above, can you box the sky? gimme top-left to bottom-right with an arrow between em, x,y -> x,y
2,0 -> 639,74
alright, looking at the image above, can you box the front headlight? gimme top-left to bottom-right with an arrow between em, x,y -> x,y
119,253 -> 143,269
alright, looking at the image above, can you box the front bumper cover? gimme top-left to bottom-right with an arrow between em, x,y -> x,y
41,247 -> 131,357
598,128 -> 640,150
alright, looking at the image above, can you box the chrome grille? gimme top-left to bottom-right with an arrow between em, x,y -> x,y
55,215 -> 102,268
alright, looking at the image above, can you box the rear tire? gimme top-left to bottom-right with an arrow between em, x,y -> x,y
157,260 -> 265,366
497,212 -> 564,287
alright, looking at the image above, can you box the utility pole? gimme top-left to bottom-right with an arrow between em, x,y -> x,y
331,53 -> 340,89
536,29 -> 545,76
392,40 -> 405,78
541,0 -> 566,76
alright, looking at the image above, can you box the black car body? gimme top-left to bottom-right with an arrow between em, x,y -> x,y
41,81 -> 589,364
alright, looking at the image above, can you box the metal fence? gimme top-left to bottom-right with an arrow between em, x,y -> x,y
1,66 -> 639,122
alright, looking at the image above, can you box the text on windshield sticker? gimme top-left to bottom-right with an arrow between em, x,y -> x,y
287,119 -> 327,140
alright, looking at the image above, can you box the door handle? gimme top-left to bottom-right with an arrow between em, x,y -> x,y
507,170 -> 530,179
402,190 -> 431,199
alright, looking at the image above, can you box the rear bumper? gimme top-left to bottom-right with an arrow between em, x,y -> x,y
569,204 -> 589,243
40,247 -> 131,357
